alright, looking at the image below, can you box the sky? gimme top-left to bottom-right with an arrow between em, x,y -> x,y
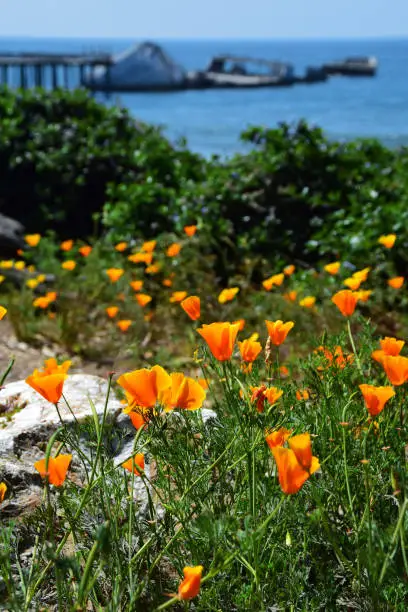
1,0 -> 408,39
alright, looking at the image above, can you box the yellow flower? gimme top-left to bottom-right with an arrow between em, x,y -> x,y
14,261 -> 25,270
0,306 -> 7,320
324,262 -> 341,275
62,260 -> 76,271
25,234 -> 41,247
26,278 -> 39,289
299,296 -> 316,308
218,287 -> 239,304
378,234 -> 396,249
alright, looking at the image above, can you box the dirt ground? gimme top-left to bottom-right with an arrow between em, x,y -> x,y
0,319 -> 108,383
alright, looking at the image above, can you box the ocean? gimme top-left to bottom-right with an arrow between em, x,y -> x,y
1,37 -> 408,156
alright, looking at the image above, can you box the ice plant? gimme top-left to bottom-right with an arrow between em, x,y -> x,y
359,384 -> 395,416
238,338 -> 262,363
184,225 -> 197,237
265,320 -> 294,346
0,306 -> 6,320
0,481 -> 6,502
331,290 -> 358,317
378,233 -> 396,249
271,433 -> 319,495
197,321 -> 241,361
106,306 -> 119,318
265,427 -> 292,449
178,565 -> 203,600
299,296 -> 316,308
170,291 -> 188,303
34,454 -> 72,487
159,373 -> 206,411
388,276 -> 404,289
60,239 -> 73,251
106,268 -> 124,283
117,365 -> 171,409
181,295 -> 200,321
25,234 -> 41,247
324,261 -> 341,275
382,355 -> 408,386
218,287 -> 239,304
117,319 -> 132,332
62,260 -> 76,271
122,453 -> 145,475
166,243 -> 182,257
135,293 -> 152,307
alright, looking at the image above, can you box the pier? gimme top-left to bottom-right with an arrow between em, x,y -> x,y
0,52 -> 113,89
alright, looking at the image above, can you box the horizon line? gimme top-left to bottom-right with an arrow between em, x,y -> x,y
0,34 -> 407,42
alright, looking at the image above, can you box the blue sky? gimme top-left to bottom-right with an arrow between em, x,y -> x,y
1,0 -> 408,39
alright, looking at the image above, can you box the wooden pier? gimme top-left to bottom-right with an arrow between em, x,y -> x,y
0,52 -> 113,89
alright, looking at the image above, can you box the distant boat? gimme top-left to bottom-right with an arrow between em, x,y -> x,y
322,56 -> 378,77
187,55 -> 296,88
83,41 -> 187,92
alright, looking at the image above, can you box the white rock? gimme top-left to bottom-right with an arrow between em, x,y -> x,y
0,374 -> 122,455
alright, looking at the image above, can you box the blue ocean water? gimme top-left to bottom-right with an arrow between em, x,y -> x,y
1,37 -> 408,156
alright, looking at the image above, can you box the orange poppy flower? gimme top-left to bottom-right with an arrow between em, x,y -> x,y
61,260 -> 76,271
331,290 -> 359,317
25,234 -> 41,247
0,481 -> 7,502
142,240 -> 157,253
184,225 -> 197,237
238,338 -> 262,363
170,291 -> 188,303
296,389 -> 310,401
218,287 -> 239,304
78,245 -> 92,257
159,373 -> 206,411
34,454 -> 72,487
324,261 -> 341,275
130,280 -> 144,292
388,276 -> 404,289
299,296 -> 316,308
283,264 -> 295,276
353,267 -> 371,283
128,252 -> 153,265
343,277 -> 361,290
178,565 -> 203,600
197,321 -> 241,361
265,427 -> 292,449
44,291 -> 57,303
106,306 -> 119,318
60,239 -> 73,251
272,433 -> 319,495
263,273 -> 284,291
251,385 -> 283,412
42,358 -> 71,375
359,384 -> 395,416
117,365 -> 171,409
26,368 -> 67,403
283,290 -> 297,303
33,296 -> 51,309
181,296 -> 200,321
0,306 -> 7,320
382,355 -> 408,386
106,268 -> 124,283
232,319 -> 246,331
372,337 -> 405,364
128,410 -> 149,430
163,278 -> 173,287
378,234 -> 396,249
115,241 -> 128,252
122,453 -> 145,475
356,290 -> 372,303
146,264 -> 160,275
136,293 -> 152,307
265,320 -> 294,346
117,319 -> 132,332
166,243 -> 182,257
